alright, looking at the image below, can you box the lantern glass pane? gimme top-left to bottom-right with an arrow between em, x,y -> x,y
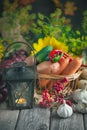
7,81 -> 34,109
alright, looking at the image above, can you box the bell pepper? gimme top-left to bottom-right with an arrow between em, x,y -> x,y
48,49 -> 64,63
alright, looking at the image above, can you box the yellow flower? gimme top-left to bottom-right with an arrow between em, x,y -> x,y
0,42 -> 5,61
32,36 -> 68,54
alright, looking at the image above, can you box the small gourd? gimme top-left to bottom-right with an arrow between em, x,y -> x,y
81,68 -> 87,80
72,103 -> 87,113
72,83 -> 87,104
57,100 -> 73,118
77,79 -> 87,89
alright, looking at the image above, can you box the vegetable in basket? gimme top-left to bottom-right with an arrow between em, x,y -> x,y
48,49 -> 72,63
48,49 -> 64,63
61,57 -> 82,75
24,45 -> 53,66
35,45 -> 53,63
37,61 -> 60,74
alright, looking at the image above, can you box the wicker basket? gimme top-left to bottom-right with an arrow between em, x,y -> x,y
36,69 -> 83,96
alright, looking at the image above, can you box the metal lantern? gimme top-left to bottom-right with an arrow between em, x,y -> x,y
2,42 -> 37,109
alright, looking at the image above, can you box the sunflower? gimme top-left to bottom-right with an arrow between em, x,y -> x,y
32,36 -> 68,54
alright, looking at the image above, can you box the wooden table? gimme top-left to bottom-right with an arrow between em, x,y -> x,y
0,102 -> 87,130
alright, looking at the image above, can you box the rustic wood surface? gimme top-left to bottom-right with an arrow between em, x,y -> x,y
0,104 -> 87,130
51,109 -> 84,130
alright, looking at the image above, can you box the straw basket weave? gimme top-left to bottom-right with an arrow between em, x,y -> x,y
35,51 -> 83,97
36,69 -> 83,96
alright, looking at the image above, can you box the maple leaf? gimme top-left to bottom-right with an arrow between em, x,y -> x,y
52,0 -> 63,8
64,2 -> 78,16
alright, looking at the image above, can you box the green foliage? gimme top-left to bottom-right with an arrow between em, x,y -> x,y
0,5 -> 36,33
25,8 -> 87,56
1,5 -> 87,56
66,35 -> 87,56
82,10 -> 87,35
28,8 -> 72,41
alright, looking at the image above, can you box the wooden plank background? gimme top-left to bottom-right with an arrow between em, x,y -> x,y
16,108 -> 50,130
51,109 -> 84,130
0,106 -> 87,130
0,110 -> 19,130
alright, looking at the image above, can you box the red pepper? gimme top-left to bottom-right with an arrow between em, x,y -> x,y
48,49 -> 64,63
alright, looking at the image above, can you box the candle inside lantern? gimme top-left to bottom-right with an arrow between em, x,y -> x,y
15,98 -> 27,104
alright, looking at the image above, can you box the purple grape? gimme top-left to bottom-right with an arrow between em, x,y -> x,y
18,50 -> 26,55
1,88 -> 8,98
12,54 -> 17,58
0,94 -> 4,103
0,49 -> 28,70
16,50 -> 28,56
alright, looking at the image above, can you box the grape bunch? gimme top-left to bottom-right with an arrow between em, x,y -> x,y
0,49 -> 28,103
0,73 -> 8,103
0,49 -> 28,70
0,84 -> 8,103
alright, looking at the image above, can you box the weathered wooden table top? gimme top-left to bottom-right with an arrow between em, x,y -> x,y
0,102 -> 87,130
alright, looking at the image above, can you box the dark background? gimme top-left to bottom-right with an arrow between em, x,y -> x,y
0,0 -> 87,29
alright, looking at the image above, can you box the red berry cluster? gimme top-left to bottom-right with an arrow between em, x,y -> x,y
39,78 -> 72,107
66,99 -> 72,106
39,89 -> 53,107
53,82 -> 64,94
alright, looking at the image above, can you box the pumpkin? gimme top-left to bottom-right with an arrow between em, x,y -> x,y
72,83 -> 87,104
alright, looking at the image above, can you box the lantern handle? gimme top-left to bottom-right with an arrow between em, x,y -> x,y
2,41 -> 37,69
3,41 -> 34,58
1,41 -> 37,77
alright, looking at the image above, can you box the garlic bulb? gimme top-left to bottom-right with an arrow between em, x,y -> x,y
72,83 -> 87,104
57,100 -> 73,118
81,68 -> 87,79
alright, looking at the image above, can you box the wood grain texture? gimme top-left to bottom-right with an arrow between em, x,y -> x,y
51,110 -> 84,130
0,102 -> 8,110
16,108 -> 50,130
0,110 -> 19,130
83,114 -> 87,130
